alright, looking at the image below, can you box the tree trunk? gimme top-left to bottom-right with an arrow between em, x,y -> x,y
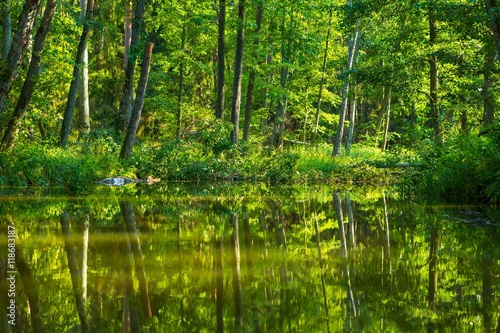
78,0 -> 90,136
0,0 -> 55,150
120,42 -> 153,159
230,0 -> 246,145
483,42 -> 496,125
215,0 -> 226,119
345,98 -> 357,155
231,213 -> 243,332
312,7 -> 333,145
332,28 -> 360,156
1,0 -> 11,60
242,1 -> 263,141
0,0 -> 40,112
485,0 -> 500,61
120,201 -> 152,318
60,213 -> 90,333
176,25 -> 186,141
429,0 -> 441,142
118,0 -> 146,130
59,0 -> 94,147
381,87 -> 391,151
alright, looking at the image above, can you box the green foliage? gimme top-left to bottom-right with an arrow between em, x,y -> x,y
413,132 -> 500,202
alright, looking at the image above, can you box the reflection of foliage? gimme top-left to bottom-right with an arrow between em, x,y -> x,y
0,184 -> 498,332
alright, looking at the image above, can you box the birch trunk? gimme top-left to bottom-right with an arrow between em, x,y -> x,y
230,0 -> 246,144
78,0 -> 90,135
332,28 -> 360,156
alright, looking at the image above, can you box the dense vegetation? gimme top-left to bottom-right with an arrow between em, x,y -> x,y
1,0 -> 500,201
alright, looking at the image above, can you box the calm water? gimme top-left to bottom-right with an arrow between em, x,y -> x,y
0,183 -> 499,332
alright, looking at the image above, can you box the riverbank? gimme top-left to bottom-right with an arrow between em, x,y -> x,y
0,133 -> 498,202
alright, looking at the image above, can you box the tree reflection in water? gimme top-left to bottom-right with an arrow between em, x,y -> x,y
0,184 -> 498,332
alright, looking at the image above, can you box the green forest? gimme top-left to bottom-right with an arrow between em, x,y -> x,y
1,0 -> 500,201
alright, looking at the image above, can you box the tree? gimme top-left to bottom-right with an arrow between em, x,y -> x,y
120,42 -> 154,159
230,0 -> 246,144
243,1 -> 263,141
0,0 -> 11,60
78,0 -> 90,136
216,0 -> 226,120
0,0 -> 41,112
118,0 -> 146,131
332,16 -> 360,156
0,0 -> 56,150
60,0 -> 94,147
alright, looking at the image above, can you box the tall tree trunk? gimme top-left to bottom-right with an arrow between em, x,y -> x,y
483,42 -> 496,125
429,0 -> 441,142
78,0 -> 90,136
270,14 -> 292,150
60,213 -> 90,333
312,7 -> 333,145
59,0 -> 94,147
215,234 -> 224,333
485,0 -> 500,60
176,25 -> 186,141
120,42 -> 153,159
118,0 -> 146,131
230,0 -> 246,145
215,0 -> 226,119
332,28 -> 360,156
381,87 -> 391,151
120,201 -> 152,318
1,0 -> 11,60
1,0 -> 56,150
0,0 -> 40,112
345,98 -> 357,155
242,1 -> 263,141
231,213 -> 243,332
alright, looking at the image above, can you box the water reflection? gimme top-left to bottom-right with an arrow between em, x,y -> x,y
0,185 -> 498,332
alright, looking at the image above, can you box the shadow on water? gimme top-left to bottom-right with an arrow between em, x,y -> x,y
0,184 -> 499,332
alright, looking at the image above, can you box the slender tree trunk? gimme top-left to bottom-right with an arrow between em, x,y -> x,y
120,42 -> 153,159
215,0 -> 226,119
231,213 -> 243,332
485,0 -> 500,60
270,15 -> 291,150
124,1 -> 132,68
230,0 -> 246,144
1,0 -> 56,150
59,0 -> 94,147
120,201 -> 152,318
332,28 -> 360,156
0,0 -> 40,112
345,98 -> 357,155
215,234 -> 224,333
429,0 -> 441,142
176,25 -> 186,141
381,87 -> 391,151
483,42 -> 496,125
428,223 -> 439,311
243,1 -> 263,141
312,7 -> 333,145
60,213 -> 90,333
118,0 -> 146,130
78,0 -> 90,136
1,0 -> 11,60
